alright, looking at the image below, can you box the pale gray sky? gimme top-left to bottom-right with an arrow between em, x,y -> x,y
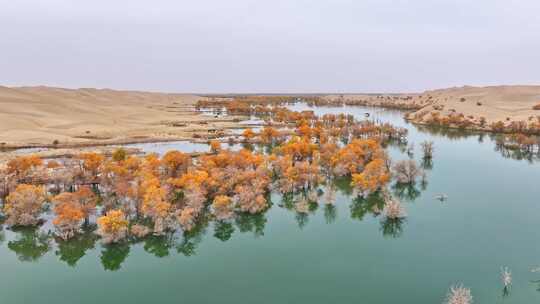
1,0 -> 539,93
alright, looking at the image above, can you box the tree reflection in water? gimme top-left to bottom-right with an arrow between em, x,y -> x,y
323,204 -> 337,224
380,218 -> 406,238
143,234 -> 175,258
350,192 -> 385,222
56,227 -> 98,267
235,212 -> 267,237
101,242 -> 130,271
214,221 -> 235,242
1,179 -> 426,269
295,213 -> 309,229
421,157 -> 433,171
177,215 -> 209,257
392,182 -> 421,202
0,216 -> 5,246
7,226 -> 52,262
416,124 -> 540,163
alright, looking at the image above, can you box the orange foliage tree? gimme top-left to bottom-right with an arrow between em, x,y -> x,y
4,184 -> 46,226
242,128 -> 256,141
52,192 -> 86,240
161,150 -> 191,177
260,126 -> 281,145
209,140 -> 222,153
351,158 -> 390,196
7,155 -> 43,181
97,209 -> 129,244
212,195 -> 234,220
78,152 -> 105,178
331,139 -> 384,176
141,182 -> 171,235
278,136 -> 318,162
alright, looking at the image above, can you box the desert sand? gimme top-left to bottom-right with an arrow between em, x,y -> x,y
407,85 -> 540,124
0,86 -> 242,148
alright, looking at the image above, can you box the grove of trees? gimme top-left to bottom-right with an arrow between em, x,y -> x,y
0,106 -> 412,248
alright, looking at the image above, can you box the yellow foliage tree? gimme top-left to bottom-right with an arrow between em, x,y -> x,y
97,209 -> 129,244
351,158 -> 390,195
212,195 -> 234,220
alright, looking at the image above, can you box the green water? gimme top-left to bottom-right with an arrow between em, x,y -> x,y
1,105 -> 540,304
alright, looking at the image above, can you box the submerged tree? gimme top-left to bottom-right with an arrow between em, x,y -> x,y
141,183 -> 171,235
4,184 -> 46,226
177,207 -> 197,232
52,193 -> 85,240
420,140 -> 434,159
351,158 -> 390,196
501,266 -> 512,295
444,284 -> 473,304
212,195 -> 234,220
130,224 -> 151,238
392,159 -> 422,184
381,188 -> 407,221
96,210 -> 129,244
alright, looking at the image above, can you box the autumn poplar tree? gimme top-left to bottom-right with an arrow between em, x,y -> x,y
97,210 -> 129,244
4,184 -> 46,226
52,192 -> 85,240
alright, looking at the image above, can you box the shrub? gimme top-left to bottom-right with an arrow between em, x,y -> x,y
479,117 -> 487,126
490,121 -> 506,132
533,103 -> 540,110
112,148 -> 127,162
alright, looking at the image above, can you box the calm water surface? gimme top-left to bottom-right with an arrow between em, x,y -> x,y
1,104 -> 539,304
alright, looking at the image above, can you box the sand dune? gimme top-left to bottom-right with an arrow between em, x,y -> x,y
0,86 -> 237,147
409,85 -> 540,123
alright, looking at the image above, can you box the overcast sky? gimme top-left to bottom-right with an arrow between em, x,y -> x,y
1,0 -> 539,93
